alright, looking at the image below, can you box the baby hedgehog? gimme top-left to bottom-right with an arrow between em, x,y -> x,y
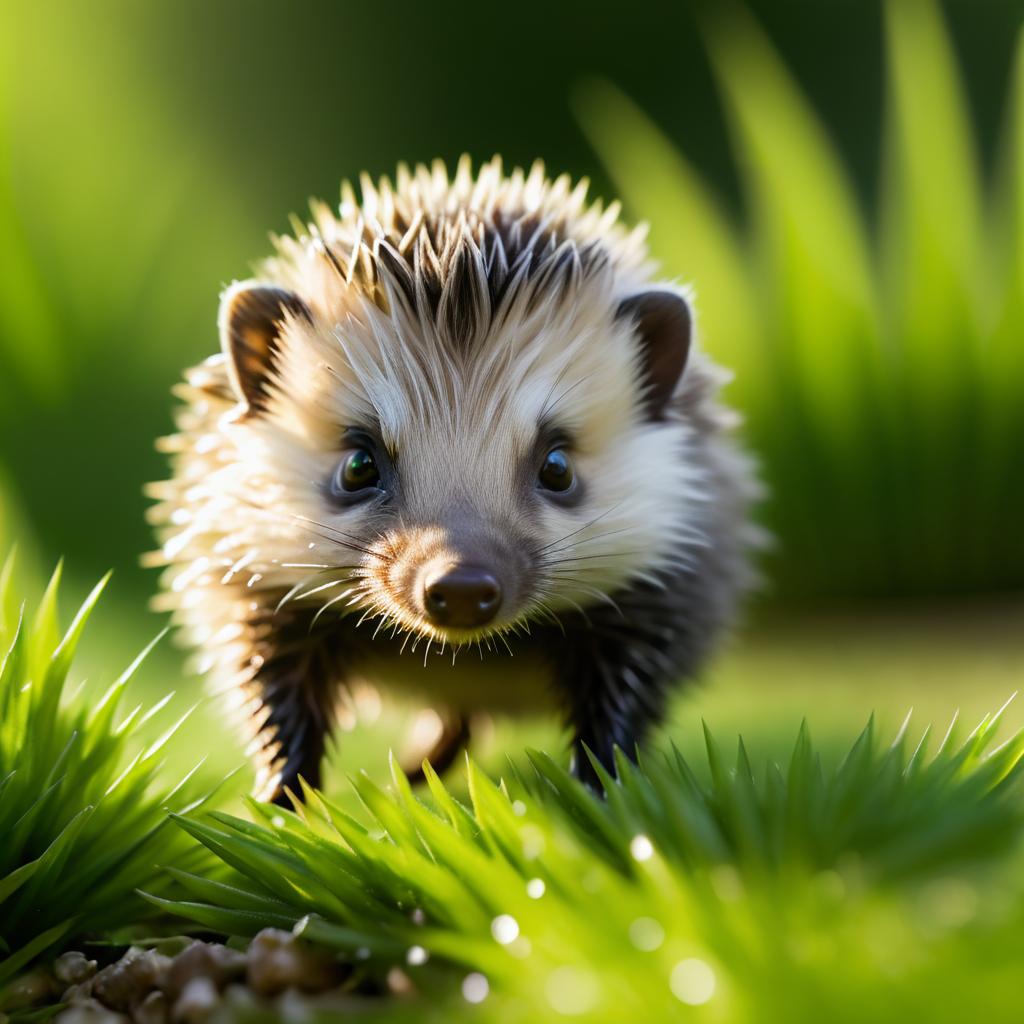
147,157 -> 757,803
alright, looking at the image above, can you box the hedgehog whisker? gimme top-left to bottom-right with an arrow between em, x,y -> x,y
539,371 -> 596,424
261,516 -> 376,560
544,592 -> 592,626
547,577 -> 624,616
292,514 -> 392,561
540,550 -> 644,567
541,526 -> 633,561
275,576 -> 330,615
232,494 -> 391,562
297,523 -> 376,555
535,360 -> 577,424
275,568 -> 363,615
309,588 -> 358,629
530,600 -> 567,636
535,502 -> 625,555
298,577 -> 358,602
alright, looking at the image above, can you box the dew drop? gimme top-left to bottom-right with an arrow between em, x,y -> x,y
521,824 -> 545,859
670,958 -> 716,1005
387,967 -> 412,994
491,914 -> 520,945
628,917 -> 664,951
462,972 -> 489,1003
630,834 -> 654,861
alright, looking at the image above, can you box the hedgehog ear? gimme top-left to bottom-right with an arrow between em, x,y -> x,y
218,282 -> 312,413
617,289 -> 692,420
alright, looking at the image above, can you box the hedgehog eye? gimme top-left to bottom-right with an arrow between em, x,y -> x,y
335,449 -> 380,493
538,448 -> 575,493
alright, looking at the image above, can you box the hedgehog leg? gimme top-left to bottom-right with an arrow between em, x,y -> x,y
555,546 -> 735,791
402,712 -> 471,785
554,591 -> 699,792
248,645 -> 336,807
565,670 -> 664,792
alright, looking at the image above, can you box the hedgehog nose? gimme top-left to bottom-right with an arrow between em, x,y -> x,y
423,565 -> 502,629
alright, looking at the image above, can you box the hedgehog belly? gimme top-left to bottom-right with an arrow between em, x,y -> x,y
351,641 -> 556,716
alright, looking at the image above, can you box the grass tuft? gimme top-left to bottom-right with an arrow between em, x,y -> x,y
153,709 -> 1024,1022
0,552 -> 223,989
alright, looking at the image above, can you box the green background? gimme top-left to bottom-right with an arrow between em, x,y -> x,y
1,0 -> 1022,786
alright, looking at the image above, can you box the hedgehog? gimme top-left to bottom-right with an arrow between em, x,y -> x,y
146,156 -> 758,804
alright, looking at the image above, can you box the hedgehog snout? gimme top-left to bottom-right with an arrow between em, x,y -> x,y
422,564 -> 503,629
381,518 -> 532,636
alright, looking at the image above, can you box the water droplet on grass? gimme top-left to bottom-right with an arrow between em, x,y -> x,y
628,917 -> 664,951
630,834 -> 654,861
670,958 -> 716,1005
491,914 -> 519,944
462,972 -> 489,1003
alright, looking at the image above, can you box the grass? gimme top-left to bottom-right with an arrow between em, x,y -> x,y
0,555 -> 223,993
0,572 -> 1020,1022
575,0 -> 1024,600
148,706 -> 1024,1023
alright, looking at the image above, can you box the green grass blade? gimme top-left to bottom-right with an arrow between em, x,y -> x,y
572,78 -> 759,406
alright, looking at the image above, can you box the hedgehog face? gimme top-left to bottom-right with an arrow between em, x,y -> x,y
196,162 -> 702,647
214,287 -> 697,648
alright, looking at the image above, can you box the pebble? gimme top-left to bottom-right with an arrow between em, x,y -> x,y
55,953 -> 98,987
246,928 -> 346,996
163,941 -> 246,1001
55,998 -> 129,1024
134,991 -> 168,1024
2,967 -> 60,1009
171,977 -> 219,1024
37,931 -> 355,1022
62,982 -> 95,1005
92,949 -> 173,1013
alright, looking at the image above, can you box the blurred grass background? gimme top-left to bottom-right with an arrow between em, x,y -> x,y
0,0 -> 1022,788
